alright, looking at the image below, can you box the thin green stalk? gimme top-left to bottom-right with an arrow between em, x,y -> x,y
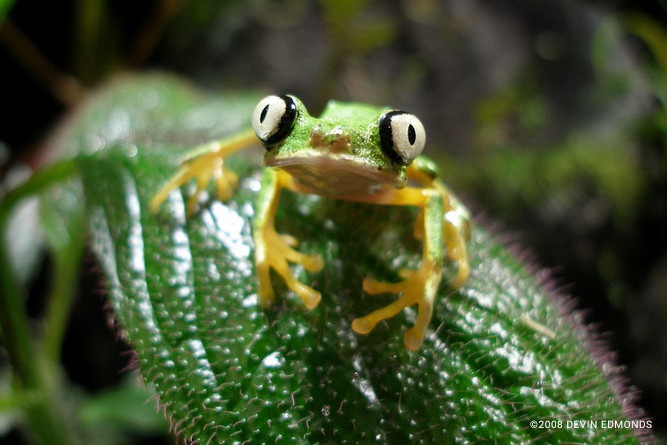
74,0 -> 116,85
0,159 -> 76,385
42,219 -> 85,364
0,159 -> 80,445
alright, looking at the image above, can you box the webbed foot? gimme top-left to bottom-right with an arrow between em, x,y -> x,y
255,222 -> 324,310
150,151 -> 238,214
150,130 -> 256,214
352,259 -> 441,351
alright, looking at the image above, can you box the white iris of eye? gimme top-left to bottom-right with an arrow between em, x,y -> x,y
252,95 -> 287,142
390,113 -> 426,162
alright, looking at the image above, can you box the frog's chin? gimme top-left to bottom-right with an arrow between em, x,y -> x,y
265,153 -> 405,197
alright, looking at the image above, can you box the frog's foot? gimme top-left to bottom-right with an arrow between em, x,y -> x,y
352,259 -> 441,351
150,130 -> 256,214
150,151 -> 238,214
255,225 -> 324,310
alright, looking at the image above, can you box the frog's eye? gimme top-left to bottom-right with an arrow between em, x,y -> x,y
252,95 -> 298,148
378,111 -> 426,165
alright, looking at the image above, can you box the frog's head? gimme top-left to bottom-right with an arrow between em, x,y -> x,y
251,95 -> 426,196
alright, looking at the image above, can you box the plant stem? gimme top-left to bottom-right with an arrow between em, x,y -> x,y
42,215 -> 85,364
0,20 -> 84,105
0,159 -> 80,445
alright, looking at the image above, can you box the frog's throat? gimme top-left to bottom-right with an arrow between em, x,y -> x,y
265,152 -> 406,197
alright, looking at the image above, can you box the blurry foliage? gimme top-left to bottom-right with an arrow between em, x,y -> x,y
321,0 -> 396,55
0,0 -> 14,22
465,12 -> 664,228
442,135 -> 643,227
77,380 -> 168,444
473,72 -> 548,150
625,14 -> 667,105
624,14 -> 667,155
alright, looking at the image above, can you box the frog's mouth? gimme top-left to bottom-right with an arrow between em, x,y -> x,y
265,151 -> 405,197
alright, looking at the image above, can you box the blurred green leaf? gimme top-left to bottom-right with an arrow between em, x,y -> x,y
3,193 -> 43,284
52,74 -> 643,443
0,368 -> 18,437
624,14 -> 667,79
0,0 -> 15,22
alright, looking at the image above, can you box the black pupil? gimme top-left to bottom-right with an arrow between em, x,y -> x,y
407,124 -> 416,145
260,104 -> 270,124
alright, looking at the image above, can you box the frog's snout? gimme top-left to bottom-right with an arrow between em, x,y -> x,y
309,125 -> 351,152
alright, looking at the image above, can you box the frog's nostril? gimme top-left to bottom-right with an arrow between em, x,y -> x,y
309,126 -> 350,152
309,127 -> 326,148
330,132 -> 351,152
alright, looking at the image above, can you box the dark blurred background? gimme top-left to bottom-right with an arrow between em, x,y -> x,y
1,0 -> 665,443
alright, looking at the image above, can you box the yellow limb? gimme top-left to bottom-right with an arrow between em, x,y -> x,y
409,162 -> 471,290
346,162 -> 471,350
347,186 -> 443,350
444,210 -> 470,289
254,169 -> 324,310
150,128 -> 256,213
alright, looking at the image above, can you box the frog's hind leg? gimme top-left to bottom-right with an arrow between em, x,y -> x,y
348,161 -> 471,350
254,168 -> 324,310
150,129 -> 256,214
443,205 -> 470,289
351,187 -> 444,350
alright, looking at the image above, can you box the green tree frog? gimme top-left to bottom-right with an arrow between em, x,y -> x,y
151,95 -> 471,350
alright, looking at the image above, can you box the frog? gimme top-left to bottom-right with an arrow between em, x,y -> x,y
150,95 -> 470,350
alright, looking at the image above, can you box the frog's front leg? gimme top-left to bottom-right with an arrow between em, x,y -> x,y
150,129 -> 257,214
254,168 -> 324,309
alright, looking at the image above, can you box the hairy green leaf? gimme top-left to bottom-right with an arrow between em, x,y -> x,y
61,74 -> 643,443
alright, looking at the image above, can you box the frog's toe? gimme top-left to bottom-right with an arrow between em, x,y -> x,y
291,281 -> 322,310
185,193 -> 201,215
402,298 -> 434,351
350,315 -> 377,335
362,277 -> 402,294
213,165 -> 238,201
188,155 -> 237,209
270,257 -> 322,309
150,167 -> 194,214
443,218 -> 470,289
257,262 -> 275,306
351,287 -> 419,337
449,260 -> 470,289
279,233 -> 298,247
281,239 -> 323,272
403,326 -> 426,351
302,253 -> 324,273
